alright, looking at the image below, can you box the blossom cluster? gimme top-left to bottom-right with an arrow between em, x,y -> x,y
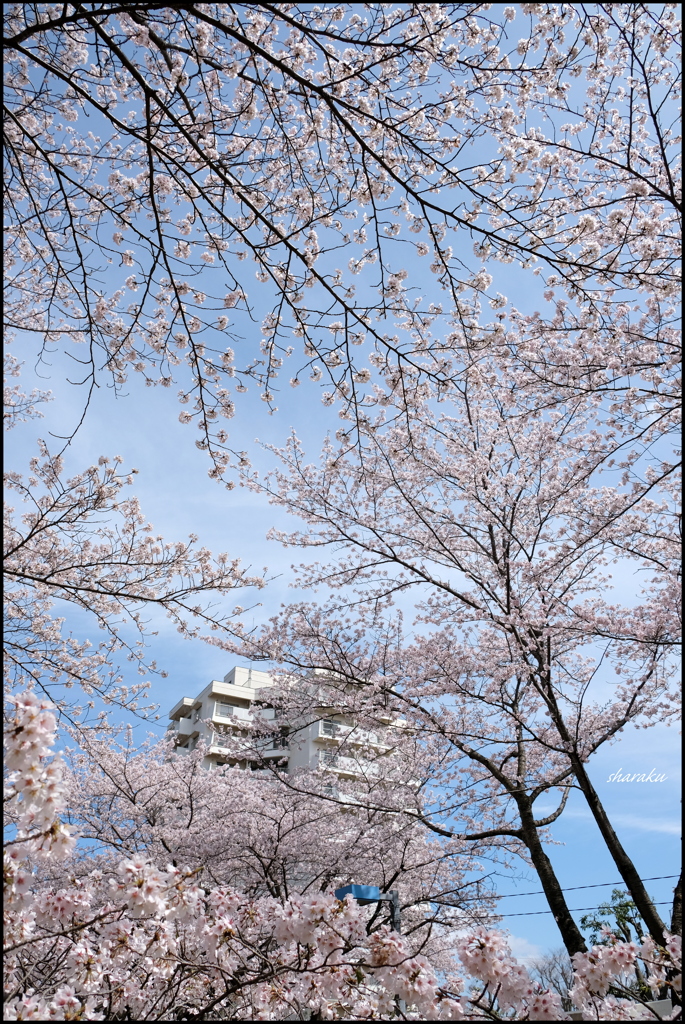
4,691 -> 74,863
571,933 -> 682,1015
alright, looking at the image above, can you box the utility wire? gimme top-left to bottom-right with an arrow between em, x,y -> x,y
497,901 -> 673,919
450,874 -> 679,902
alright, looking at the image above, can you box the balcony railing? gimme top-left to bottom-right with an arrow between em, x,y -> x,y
213,703 -> 251,722
318,749 -> 380,777
168,716 -> 197,740
316,720 -> 383,747
266,732 -> 289,749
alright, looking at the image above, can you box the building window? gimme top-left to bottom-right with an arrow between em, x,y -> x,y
319,750 -> 339,767
215,701 -> 241,718
321,719 -> 338,737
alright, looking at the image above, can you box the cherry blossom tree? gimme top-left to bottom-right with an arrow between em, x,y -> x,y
5,689 -> 681,1020
228,315 -> 680,955
3,4 -> 680,475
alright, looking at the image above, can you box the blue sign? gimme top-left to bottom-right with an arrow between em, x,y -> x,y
334,884 -> 381,905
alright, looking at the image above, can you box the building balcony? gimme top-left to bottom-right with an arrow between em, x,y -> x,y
314,720 -> 387,749
260,747 -> 290,763
316,719 -> 340,740
212,704 -> 252,724
208,740 -> 240,759
317,749 -> 376,777
257,730 -> 289,753
167,716 -> 198,741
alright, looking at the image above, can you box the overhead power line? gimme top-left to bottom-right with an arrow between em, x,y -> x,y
498,900 -> 673,919
452,874 -> 679,902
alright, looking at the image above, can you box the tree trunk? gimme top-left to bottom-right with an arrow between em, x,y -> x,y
536,646 -> 668,949
569,756 -> 667,946
671,870 -> 682,936
517,797 -> 588,956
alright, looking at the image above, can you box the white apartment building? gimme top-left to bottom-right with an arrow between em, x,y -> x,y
166,664 -> 398,780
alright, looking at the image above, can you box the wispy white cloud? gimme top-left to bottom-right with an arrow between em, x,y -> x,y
534,803 -> 680,837
555,806 -> 680,834
506,934 -> 543,963
609,814 -> 681,836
